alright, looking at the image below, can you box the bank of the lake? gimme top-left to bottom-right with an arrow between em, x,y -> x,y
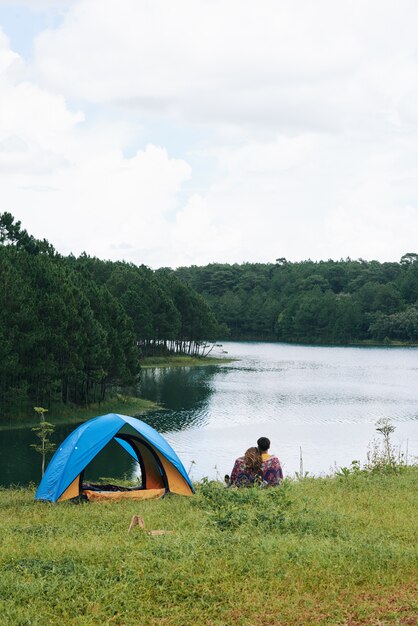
0,395 -> 158,432
0,355 -> 234,430
139,354 -> 235,368
1,467 -> 417,626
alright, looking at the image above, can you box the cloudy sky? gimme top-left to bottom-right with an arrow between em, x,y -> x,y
1,0 -> 417,268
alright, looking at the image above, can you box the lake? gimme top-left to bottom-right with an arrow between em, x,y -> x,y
1,342 -> 417,486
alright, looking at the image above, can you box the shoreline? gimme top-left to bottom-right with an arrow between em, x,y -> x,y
139,355 -> 236,368
219,338 -> 418,348
0,395 -> 158,432
0,355 -> 234,430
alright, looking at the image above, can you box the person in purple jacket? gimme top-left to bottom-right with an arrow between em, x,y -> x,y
228,437 -> 283,487
256,436 -> 283,485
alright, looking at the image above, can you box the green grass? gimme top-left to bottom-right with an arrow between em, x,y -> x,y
139,355 -> 235,368
1,468 -> 417,625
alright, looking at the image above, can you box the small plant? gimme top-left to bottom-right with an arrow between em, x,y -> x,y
31,407 -> 56,476
364,418 -> 411,474
366,418 -> 397,472
295,470 -> 310,480
335,460 -> 364,479
336,420 -> 409,478
375,418 -> 395,462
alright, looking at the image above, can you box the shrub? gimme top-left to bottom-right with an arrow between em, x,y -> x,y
194,478 -> 293,531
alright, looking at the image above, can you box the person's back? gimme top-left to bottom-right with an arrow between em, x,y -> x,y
229,447 -> 262,487
257,437 -> 283,485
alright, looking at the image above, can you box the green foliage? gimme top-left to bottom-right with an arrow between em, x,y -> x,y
30,407 -> 56,476
0,215 -> 223,422
0,211 -> 55,255
365,418 -> 408,474
175,257 -> 418,344
335,419 -> 411,481
194,478 -> 293,531
369,305 -> 418,342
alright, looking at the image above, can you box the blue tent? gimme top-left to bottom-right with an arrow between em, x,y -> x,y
35,413 -> 194,502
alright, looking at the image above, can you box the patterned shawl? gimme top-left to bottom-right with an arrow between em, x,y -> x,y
230,455 -> 283,487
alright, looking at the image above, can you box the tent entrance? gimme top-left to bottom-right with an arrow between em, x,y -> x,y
81,438 -> 138,485
115,433 -> 169,491
79,432 -> 169,501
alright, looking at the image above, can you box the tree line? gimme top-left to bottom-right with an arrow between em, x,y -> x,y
0,213 -> 220,417
175,255 -> 418,344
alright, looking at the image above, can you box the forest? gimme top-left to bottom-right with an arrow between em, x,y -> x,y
1,211 -> 418,417
0,213 -> 219,416
175,256 -> 418,344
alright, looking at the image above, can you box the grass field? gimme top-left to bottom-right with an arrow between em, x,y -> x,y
1,467 -> 417,625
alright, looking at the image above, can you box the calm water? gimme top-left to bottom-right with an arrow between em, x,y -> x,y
2,342 -> 418,486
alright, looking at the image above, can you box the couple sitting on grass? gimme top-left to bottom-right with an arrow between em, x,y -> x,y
226,437 -> 283,487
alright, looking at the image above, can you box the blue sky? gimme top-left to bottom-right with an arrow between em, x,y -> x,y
0,3 -> 65,58
1,0 -> 418,268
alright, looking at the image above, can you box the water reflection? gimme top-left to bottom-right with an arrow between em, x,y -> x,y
0,365 -> 218,487
1,428 -> 42,486
0,422 -> 141,487
1,421 -> 84,487
137,365 -> 217,432
83,439 -> 138,482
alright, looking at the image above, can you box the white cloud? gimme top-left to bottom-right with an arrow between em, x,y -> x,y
32,0 -> 418,135
0,30 -> 192,265
6,145 -> 191,265
169,129 -> 418,265
0,28 -> 82,175
1,2 -> 418,266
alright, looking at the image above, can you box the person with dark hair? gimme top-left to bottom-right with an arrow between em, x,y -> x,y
257,437 -> 271,452
228,438 -> 283,487
257,436 -> 283,485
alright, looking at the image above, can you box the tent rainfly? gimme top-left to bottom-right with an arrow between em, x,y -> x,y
35,413 -> 194,502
